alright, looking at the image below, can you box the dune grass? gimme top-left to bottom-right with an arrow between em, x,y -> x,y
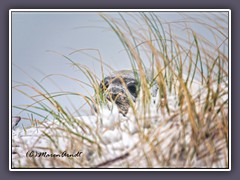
12,12 -> 229,168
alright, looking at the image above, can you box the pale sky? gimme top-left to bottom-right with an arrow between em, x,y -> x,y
11,11 -> 228,126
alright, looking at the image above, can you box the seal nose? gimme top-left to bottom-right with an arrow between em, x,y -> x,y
106,87 -> 123,101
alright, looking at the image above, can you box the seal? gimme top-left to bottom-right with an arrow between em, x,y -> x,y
99,70 -> 139,115
98,69 -> 158,115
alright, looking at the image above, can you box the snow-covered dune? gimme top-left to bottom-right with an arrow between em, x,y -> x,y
12,80 -> 228,168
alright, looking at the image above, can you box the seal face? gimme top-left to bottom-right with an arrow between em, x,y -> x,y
99,70 -> 139,115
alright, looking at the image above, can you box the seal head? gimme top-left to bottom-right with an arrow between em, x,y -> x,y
99,70 -> 139,115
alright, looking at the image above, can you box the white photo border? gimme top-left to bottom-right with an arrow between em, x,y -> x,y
9,9 -> 231,171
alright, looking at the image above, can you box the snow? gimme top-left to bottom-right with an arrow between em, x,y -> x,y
11,80 -> 228,168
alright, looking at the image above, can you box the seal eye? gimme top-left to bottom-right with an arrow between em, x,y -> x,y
127,84 -> 137,95
100,78 -> 109,91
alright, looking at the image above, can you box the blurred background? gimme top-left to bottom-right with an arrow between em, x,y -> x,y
11,11 -> 228,127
